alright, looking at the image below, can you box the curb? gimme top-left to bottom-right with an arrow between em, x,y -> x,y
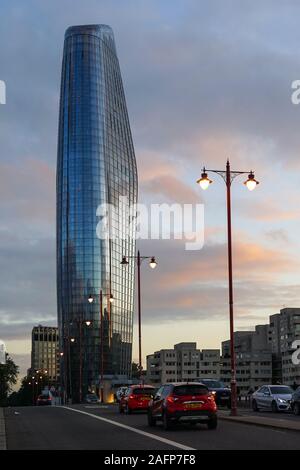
218,412 -> 300,433
0,408 -> 7,450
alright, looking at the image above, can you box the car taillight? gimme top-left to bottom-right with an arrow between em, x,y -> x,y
166,396 -> 179,404
129,395 -> 135,399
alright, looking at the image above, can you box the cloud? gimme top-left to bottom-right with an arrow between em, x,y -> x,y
1,0 -> 300,366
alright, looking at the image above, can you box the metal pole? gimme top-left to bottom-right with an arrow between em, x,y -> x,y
137,250 -> 142,381
79,320 -> 82,403
100,289 -> 104,403
226,160 -> 237,416
32,381 -> 35,406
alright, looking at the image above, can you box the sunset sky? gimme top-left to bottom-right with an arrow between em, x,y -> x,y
1,0 -> 300,378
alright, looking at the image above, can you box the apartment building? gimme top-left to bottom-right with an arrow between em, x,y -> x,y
146,343 -> 220,385
220,325 -> 273,393
269,308 -> 300,386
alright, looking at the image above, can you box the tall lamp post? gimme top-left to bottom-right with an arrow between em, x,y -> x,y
88,290 -> 114,403
196,159 -> 259,416
70,319 -> 92,403
121,251 -> 157,381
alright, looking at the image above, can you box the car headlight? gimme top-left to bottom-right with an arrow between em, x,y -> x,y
277,398 -> 286,404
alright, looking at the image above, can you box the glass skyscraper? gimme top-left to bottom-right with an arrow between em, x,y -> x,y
56,25 -> 137,402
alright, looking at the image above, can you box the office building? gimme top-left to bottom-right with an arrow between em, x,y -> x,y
30,326 -> 59,382
56,25 -> 137,402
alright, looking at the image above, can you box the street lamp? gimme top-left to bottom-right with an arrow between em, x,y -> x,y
121,251 -> 157,381
88,291 -> 112,403
196,159 -> 259,416
69,318 -> 92,403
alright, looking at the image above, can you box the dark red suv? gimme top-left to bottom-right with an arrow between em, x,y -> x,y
147,382 -> 217,430
119,385 -> 156,414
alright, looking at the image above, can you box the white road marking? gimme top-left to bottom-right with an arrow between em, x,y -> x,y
62,406 -> 195,450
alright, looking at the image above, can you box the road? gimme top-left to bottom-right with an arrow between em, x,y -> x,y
4,404 -> 300,450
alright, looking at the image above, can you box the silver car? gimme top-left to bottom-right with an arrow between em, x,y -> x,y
252,385 -> 293,412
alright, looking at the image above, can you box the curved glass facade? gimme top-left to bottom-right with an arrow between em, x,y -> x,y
56,25 -> 137,402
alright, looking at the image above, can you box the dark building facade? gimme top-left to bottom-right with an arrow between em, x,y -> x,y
30,326 -> 60,383
56,25 -> 137,402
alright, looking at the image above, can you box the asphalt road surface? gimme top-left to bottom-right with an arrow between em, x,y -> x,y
4,404 -> 300,450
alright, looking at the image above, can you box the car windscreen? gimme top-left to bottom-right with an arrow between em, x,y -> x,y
270,387 -> 292,395
132,388 -> 155,395
201,380 -> 224,389
173,385 -> 209,396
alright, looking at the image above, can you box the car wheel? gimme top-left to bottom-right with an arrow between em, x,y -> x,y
293,403 -> 300,416
147,410 -> 156,427
119,405 -> 124,414
126,405 -> 132,415
163,412 -> 172,430
207,415 -> 218,430
252,399 -> 259,412
271,401 -> 278,413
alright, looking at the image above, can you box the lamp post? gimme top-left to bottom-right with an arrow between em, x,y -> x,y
69,319 -> 92,403
121,251 -> 157,381
88,291 -> 113,403
196,159 -> 259,416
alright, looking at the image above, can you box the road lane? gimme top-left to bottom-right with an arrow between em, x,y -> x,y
4,404 -> 300,450
68,404 -> 300,450
4,406 -> 176,450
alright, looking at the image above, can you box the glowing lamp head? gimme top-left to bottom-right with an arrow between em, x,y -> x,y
70,338 -> 75,343
244,171 -> 259,191
149,257 -> 157,269
197,168 -> 212,190
85,320 -> 91,327
109,294 -> 114,303
88,294 -> 94,304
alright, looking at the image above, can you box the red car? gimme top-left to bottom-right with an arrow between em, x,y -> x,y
147,382 -> 217,430
36,393 -> 52,406
119,385 -> 156,414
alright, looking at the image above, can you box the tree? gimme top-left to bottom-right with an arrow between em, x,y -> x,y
0,354 -> 19,405
8,376 -> 32,406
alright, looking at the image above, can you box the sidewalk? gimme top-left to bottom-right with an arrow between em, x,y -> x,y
218,409 -> 300,432
0,408 -> 7,450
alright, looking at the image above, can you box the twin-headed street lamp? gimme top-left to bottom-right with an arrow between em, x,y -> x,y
121,251 -> 157,380
197,159 -> 259,416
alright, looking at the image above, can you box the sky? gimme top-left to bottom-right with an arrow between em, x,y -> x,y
1,0 -> 300,379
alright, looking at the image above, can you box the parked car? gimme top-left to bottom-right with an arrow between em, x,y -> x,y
148,382 -> 217,430
85,393 -> 100,404
197,379 -> 231,408
119,385 -> 156,414
291,386 -> 300,416
116,387 -> 128,403
252,385 -> 293,412
36,393 -> 52,406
